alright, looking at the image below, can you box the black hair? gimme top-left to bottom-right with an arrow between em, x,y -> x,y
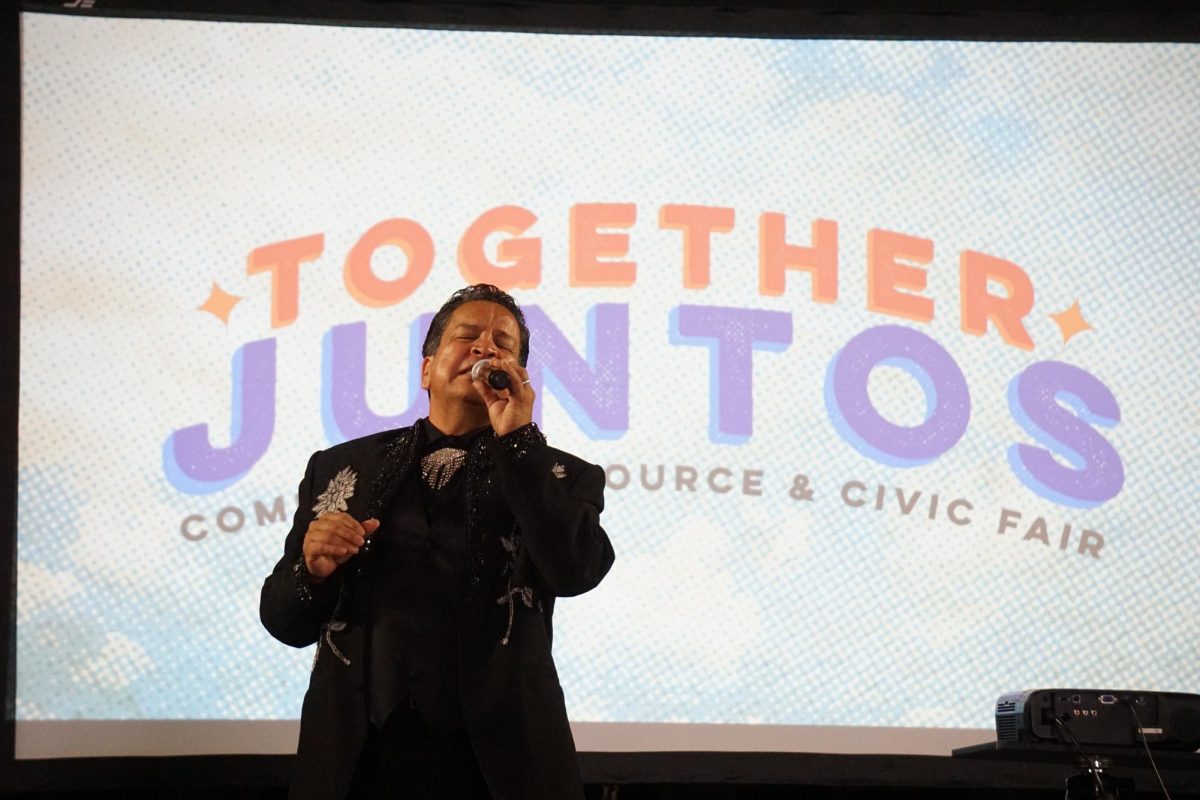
421,284 -> 531,366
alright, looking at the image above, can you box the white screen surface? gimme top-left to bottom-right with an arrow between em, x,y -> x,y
17,12 -> 1200,758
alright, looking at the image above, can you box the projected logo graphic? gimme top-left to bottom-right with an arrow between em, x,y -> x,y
163,203 -> 1122,557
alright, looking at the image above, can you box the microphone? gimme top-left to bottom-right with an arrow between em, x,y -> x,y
470,358 -> 511,390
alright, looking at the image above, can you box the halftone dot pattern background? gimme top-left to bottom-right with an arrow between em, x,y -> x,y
18,14 -> 1200,731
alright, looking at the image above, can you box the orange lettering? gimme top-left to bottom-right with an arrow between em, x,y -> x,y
659,204 -> 735,290
457,205 -> 541,290
343,219 -> 434,308
866,228 -> 934,322
758,215 -> 837,301
569,203 -> 637,286
960,250 -> 1035,350
246,233 -> 324,329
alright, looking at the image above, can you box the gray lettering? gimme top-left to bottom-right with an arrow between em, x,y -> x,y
675,465 -> 698,492
255,496 -> 287,526
841,481 -> 866,507
1023,517 -> 1050,545
896,487 -> 921,515
947,499 -> 973,526
605,464 -> 630,490
707,467 -> 733,494
216,506 -> 245,533
998,507 -> 1022,534
1078,529 -> 1104,559
640,464 -> 664,491
181,514 -> 208,541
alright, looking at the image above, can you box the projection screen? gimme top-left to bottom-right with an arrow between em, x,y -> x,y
16,10 -> 1200,759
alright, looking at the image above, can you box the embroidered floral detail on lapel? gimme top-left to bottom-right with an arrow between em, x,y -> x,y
313,467 -> 357,517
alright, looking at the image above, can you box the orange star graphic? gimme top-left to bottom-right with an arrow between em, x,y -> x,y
198,281 -> 242,325
1049,300 -> 1092,344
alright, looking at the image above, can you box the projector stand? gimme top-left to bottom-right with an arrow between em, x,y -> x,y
1063,755 -> 1135,800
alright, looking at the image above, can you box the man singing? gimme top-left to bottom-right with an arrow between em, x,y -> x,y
260,284 -> 615,799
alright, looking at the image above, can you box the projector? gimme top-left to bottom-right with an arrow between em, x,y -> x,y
996,689 -> 1200,752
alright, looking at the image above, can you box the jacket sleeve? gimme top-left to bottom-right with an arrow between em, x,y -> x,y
259,450 -> 341,647
489,424 -> 615,597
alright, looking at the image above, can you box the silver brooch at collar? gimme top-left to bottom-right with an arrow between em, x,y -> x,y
551,463 -> 566,479
421,447 -> 467,491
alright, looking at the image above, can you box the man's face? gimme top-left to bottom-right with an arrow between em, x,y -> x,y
420,300 -> 522,406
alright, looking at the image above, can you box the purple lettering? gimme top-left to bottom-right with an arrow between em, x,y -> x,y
824,325 -> 970,466
524,304 -> 629,438
669,305 -> 792,443
162,338 -> 276,494
321,317 -> 430,444
1007,361 -> 1123,508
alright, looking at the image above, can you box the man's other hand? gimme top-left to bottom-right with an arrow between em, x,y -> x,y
302,513 -> 380,581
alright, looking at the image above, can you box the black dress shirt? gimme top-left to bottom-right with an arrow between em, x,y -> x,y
366,418 -> 490,729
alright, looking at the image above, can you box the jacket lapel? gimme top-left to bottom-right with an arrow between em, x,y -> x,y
363,425 -> 423,519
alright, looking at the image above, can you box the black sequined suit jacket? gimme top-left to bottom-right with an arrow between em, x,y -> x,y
259,421 -> 614,800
